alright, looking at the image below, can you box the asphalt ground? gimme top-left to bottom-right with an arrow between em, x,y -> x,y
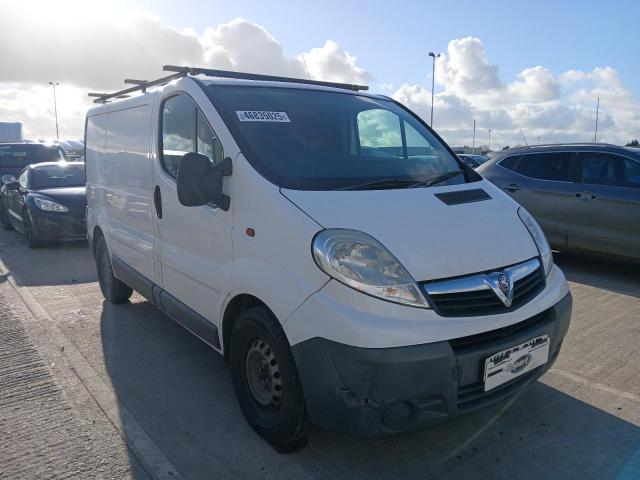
0,227 -> 638,479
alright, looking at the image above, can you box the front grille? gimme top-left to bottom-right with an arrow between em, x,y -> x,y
422,260 -> 545,317
449,308 -> 551,353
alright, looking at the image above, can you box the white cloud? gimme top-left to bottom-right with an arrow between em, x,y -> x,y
0,4 -> 370,139
0,4 -> 638,148
301,40 -> 371,84
394,37 -> 639,148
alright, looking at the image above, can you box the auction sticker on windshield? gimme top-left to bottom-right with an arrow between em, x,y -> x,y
483,334 -> 550,391
236,111 -> 290,122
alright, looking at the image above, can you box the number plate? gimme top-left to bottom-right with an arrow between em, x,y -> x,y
483,335 -> 550,391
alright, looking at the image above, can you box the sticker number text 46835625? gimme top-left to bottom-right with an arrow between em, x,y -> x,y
235,111 -> 290,122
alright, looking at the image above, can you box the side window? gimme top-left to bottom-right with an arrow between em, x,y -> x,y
161,94 -> 224,179
18,170 -> 28,189
404,123 -> 432,158
623,158 -> 640,188
196,110 -> 224,165
515,153 -> 571,181
499,155 -> 522,171
357,109 -> 403,157
579,153 -> 624,187
161,94 -> 196,178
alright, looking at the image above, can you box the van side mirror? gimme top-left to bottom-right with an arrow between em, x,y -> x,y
5,181 -> 20,191
176,153 -> 233,210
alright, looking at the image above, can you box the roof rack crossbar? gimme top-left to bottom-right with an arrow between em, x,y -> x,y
163,65 -> 369,91
88,72 -> 184,103
124,78 -> 149,93
88,65 -> 369,104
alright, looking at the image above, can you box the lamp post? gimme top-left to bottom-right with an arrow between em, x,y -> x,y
488,129 -> 492,152
472,119 -> 476,153
594,97 -> 600,143
428,51 -> 440,128
49,82 -> 60,140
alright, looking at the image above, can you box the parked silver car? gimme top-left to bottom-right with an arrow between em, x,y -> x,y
478,143 -> 640,261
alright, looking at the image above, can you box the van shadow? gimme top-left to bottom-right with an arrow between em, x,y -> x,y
0,229 -> 94,286
553,252 -> 640,298
101,301 -> 640,480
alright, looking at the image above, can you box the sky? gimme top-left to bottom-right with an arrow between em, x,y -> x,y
1,0 -> 638,149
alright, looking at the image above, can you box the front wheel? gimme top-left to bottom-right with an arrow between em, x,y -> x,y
230,306 -> 309,451
95,236 -> 133,303
0,201 -> 13,230
24,214 -> 42,248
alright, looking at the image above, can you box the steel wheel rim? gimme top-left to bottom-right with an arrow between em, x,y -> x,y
245,338 -> 282,411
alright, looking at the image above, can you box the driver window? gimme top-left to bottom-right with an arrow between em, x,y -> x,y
405,122 -> 432,158
357,109 -> 403,158
197,110 -> 224,165
161,94 -> 223,179
161,94 -> 196,178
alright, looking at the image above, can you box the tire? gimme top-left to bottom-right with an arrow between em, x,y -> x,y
0,201 -> 12,230
24,214 -> 43,248
95,236 -> 133,303
230,306 -> 309,451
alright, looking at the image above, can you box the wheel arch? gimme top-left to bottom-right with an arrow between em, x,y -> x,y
221,293 -> 272,363
91,225 -> 104,258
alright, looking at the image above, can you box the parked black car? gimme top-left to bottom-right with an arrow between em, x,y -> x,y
0,142 -> 68,184
0,162 -> 86,248
478,143 -> 640,261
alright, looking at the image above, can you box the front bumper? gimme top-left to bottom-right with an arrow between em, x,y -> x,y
30,210 -> 87,242
291,292 -> 572,438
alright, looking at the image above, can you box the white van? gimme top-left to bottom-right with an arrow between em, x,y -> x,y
85,66 -> 572,448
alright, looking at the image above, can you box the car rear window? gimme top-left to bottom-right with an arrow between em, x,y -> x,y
514,153 -> 571,181
0,144 -> 67,168
32,164 -> 85,189
625,158 -> 640,188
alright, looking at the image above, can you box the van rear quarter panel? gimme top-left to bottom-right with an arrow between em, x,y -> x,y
85,111 -> 109,244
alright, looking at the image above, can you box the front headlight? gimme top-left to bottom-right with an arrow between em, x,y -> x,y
34,197 -> 68,212
518,207 -> 552,276
312,229 -> 428,308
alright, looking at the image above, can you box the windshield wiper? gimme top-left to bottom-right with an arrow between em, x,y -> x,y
338,170 -> 465,191
337,178 -> 419,191
409,170 -> 465,188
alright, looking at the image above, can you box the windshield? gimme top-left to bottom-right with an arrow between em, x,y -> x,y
32,164 -> 85,189
209,86 -> 465,190
0,144 -> 67,168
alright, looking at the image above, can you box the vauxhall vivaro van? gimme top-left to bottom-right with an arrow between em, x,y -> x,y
85,66 -> 572,448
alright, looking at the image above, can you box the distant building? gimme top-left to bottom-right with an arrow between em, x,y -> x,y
451,146 -> 485,155
0,122 -> 22,143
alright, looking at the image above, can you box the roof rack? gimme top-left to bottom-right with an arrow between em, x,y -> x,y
163,65 -> 369,91
89,65 -> 369,103
89,72 -> 184,103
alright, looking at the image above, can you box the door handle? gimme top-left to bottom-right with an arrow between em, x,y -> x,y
154,185 -> 163,218
503,183 -> 521,192
576,192 -> 596,202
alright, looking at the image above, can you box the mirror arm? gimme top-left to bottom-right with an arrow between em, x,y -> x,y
203,156 -> 233,211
